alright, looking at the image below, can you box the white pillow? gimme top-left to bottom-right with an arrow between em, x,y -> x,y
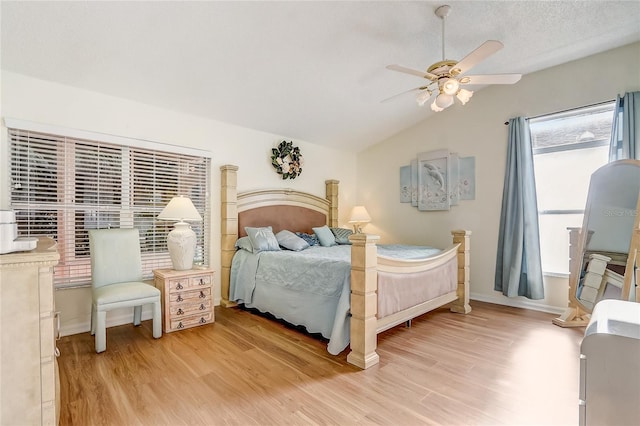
275,230 -> 309,251
312,225 -> 337,247
235,236 -> 254,252
245,226 -> 281,252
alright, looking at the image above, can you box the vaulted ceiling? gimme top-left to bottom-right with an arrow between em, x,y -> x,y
2,1 -> 639,151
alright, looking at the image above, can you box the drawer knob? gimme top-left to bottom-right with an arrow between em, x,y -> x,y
177,308 -> 184,315
199,304 -> 205,310
177,322 -> 184,329
176,283 -> 183,290
199,291 -> 205,299
176,295 -> 183,302
198,278 -> 205,285
199,317 -> 206,324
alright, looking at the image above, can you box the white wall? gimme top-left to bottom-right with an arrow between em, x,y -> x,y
0,71 -> 358,335
356,42 -> 640,313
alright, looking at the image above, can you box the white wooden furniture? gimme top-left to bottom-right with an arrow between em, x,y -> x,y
580,299 -> 640,425
0,237 -> 60,425
153,268 -> 214,332
220,164 -> 471,369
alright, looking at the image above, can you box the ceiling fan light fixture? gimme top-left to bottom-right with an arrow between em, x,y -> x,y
433,93 -> 454,110
456,88 -> 473,105
430,101 -> 445,112
416,89 -> 432,106
441,78 -> 459,96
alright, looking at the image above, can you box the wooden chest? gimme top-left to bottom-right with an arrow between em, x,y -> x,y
153,268 -> 214,332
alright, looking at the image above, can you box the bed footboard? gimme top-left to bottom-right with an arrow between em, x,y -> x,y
347,230 -> 472,370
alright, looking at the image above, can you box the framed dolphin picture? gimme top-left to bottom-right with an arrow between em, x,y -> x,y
417,149 -> 450,211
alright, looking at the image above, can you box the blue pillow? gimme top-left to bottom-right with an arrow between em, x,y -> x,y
235,236 -> 254,252
331,227 -> 353,245
275,230 -> 309,251
245,226 -> 281,252
296,232 -> 319,246
313,225 -> 337,247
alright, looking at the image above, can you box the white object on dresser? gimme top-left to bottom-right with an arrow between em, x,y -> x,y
0,237 -> 60,425
153,268 -> 214,332
579,299 -> 640,426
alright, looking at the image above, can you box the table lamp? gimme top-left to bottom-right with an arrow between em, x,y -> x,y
348,205 -> 371,233
157,196 -> 202,270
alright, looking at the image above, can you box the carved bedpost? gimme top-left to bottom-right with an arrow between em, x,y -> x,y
450,230 -> 472,314
347,233 -> 380,369
220,165 -> 239,307
325,179 -> 339,228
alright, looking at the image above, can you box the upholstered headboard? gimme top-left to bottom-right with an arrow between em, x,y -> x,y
236,189 -> 331,236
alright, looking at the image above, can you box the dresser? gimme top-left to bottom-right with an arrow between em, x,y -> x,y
153,268 -> 214,332
0,238 -> 60,425
579,299 -> 640,425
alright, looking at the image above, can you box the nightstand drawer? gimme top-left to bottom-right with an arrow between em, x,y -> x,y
168,277 -> 190,293
170,312 -> 213,331
168,274 -> 211,292
169,288 -> 211,305
169,300 -> 212,317
189,274 -> 211,287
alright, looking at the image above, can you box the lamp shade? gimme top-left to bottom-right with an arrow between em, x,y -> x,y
157,196 -> 202,222
348,205 -> 371,233
348,206 -> 371,224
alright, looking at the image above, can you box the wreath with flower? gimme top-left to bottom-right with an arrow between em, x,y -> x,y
271,141 -> 304,180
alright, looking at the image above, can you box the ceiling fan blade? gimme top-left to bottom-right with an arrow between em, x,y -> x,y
461,74 -> 522,85
451,40 -> 504,76
381,86 -> 434,104
386,64 -> 438,81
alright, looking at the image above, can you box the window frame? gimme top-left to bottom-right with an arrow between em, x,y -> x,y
6,118 -> 212,289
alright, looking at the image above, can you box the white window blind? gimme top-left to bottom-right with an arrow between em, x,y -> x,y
8,127 -> 210,289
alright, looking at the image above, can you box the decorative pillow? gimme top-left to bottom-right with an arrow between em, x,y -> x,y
235,236 -> 254,252
245,226 -> 281,252
312,225 -> 337,247
275,230 -> 309,251
331,227 -> 353,245
296,232 -> 319,246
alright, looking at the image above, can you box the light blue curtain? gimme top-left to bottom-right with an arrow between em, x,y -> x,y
609,91 -> 640,161
494,117 -> 544,299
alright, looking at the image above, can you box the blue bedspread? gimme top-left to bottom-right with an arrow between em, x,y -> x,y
230,244 -> 441,355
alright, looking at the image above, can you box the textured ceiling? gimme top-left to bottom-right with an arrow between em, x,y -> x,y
2,1 -> 639,152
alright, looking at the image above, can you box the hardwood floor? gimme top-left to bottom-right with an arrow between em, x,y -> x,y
57,301 -> 584,425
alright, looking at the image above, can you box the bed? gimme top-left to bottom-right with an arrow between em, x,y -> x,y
220,165 -> 471,369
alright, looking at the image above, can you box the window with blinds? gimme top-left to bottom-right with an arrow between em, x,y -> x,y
8,127 -> 210,289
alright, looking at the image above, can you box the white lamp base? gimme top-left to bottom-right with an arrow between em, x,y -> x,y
166,221 -> 196,271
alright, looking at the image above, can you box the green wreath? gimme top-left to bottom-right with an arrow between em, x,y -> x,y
271,141 -> 303,180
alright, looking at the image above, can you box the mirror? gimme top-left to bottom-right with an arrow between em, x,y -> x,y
553,159 -> 640,327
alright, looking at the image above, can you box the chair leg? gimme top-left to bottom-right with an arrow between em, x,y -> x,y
90,303 -> 96,336
95,310 -> 107,353
152,300 -> 162,339
133,305 -> 142,326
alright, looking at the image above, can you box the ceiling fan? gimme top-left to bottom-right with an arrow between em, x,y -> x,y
384,4 -> 521,112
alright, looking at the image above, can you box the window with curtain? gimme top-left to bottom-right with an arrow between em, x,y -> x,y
530,102 -> 614,275
8,124 -> 211,289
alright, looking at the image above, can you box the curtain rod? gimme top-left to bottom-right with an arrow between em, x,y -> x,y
503,99 -> 616,125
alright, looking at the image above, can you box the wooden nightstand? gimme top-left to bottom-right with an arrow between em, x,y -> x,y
153,268 -> 214,332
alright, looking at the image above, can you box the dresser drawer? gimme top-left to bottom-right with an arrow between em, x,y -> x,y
168,274 -> 212,293
189,274 -> 211,288
169,299 -> 212,318
169,312 -> 213,331
169,287 -> 211,305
